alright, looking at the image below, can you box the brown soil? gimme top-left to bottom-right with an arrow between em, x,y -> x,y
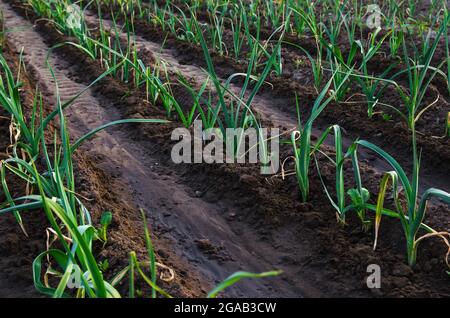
0,0 -> 449,298
133,13 -> 450,188
0,45 -> 47,297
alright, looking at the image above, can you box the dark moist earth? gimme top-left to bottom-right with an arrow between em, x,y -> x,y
0,47 -> 48,298
0,0 -> 450,298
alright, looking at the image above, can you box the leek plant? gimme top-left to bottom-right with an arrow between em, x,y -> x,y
382,18 -> 448,132
354,29 -> 394,117
380,1 -> 405,58
177,72 -> 212,126
355,140 -> 450,267
389,25 -> 404,58
288,3 -> 306,35
325,43 -> 356,102
314,125 -> 370,229
335,28 -> 395,117
173,4 -> 197,43
206,4 -> 227,55
407,0 -> 417,18
240,2 -> 260,53
323,10 -> 356,102
291,69 -> 352,202
229,2 -> 245,59
289,6 -> 324,91
262,0 -> 286,30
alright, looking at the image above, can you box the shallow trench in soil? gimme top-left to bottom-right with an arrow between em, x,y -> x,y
1,0 -> 450,298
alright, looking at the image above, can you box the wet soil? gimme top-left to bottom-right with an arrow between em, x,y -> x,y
0,0 -> 450,298
0,45 -> 47,298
